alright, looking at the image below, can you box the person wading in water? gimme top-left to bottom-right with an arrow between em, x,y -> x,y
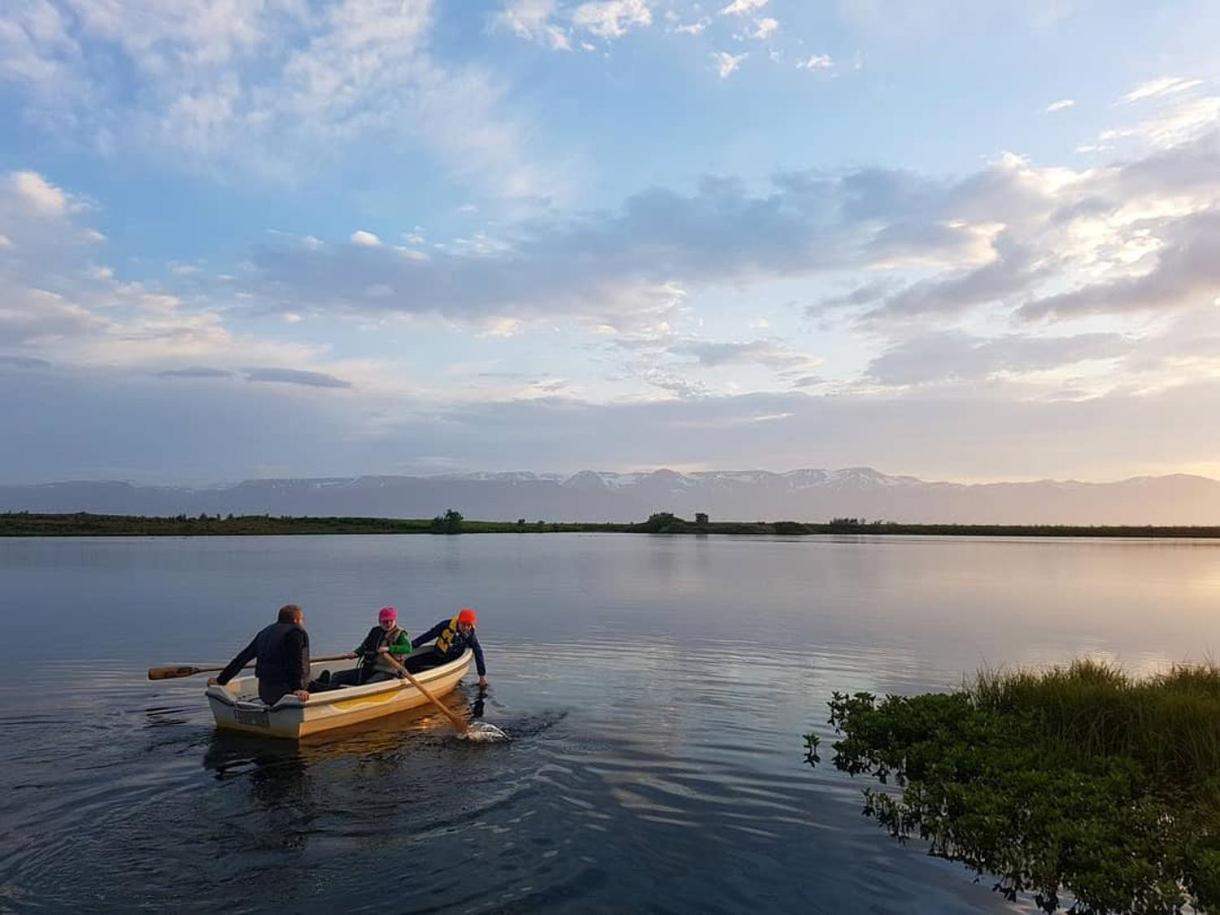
405,607 -> 487,687
209,604 -> 310,705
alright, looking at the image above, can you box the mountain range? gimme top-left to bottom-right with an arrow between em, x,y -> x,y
3,468 -> 1220,525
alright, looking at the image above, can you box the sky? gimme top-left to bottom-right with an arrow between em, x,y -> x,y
2,0 -> 1220,485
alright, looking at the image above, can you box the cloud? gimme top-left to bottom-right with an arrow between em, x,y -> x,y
720,0 -> 767,15
295,382 -> 1220,483
2,0 -> 553,198
157,366 -> 234,378
496,0 -> 652,47
244,367 -> 353,388
788,374 -> 822,388
711,51 -> 747,78
0,354 -> 51,369
673,338 -> 821,371
749,18 -> 778,40
12,170 -> 73,215
811,130 -> 1220,328
842,233 -> 1045,322
350,229 -> 381,247
495,0 -> 572,49
0,169 -> 112,346
1019,206 -> 1220,322
15,356 -> 1220,483
242,136 -> 1220,337
240,165 -> 996,330
7,106 -> 1220,479
866,331 -> 1129,385
0,1 -> 81,91
0,290 -> 99,347
796,54 -> 834,71
1121,76 -> 1204,104
0,169 -> 340,386
571,0 -> 652,38
673,18 -> 709,35
1100,95 -> 1220,149
642,369 -> 709,398
0,362 -> 365,483
1045,98 -> 1075,113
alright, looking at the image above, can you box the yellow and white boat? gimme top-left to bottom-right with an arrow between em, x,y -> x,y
204,649 -> 473,739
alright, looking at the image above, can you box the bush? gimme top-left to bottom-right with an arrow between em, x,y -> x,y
430,508 -> 463,534
809,660 -> 1220,913
773,521 -> 810,535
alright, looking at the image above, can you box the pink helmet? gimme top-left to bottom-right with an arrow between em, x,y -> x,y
378,606 -> 397,624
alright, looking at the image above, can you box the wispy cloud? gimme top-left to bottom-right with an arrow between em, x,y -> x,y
1122,76 -> 1204,104
720,0 -> 767,15
497,0 -> 652,47
157,366 -> 233,379
1045,98 -> 1075,113
496,0 -> 572,49
672,18 -> 709,35
711,51 -> 747,78
673,338 -> 821,372
1099,95 -> 1220,149
571,0 -> 652,38
867,331 -> 1128,385
748,17 -> 778,40
2,0 -> 554,198
245,367 -> 353,389
796,54 -> 834,71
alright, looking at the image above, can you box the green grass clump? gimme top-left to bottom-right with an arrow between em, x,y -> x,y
812,660 -> 1220,914
973,659 -> 1220,791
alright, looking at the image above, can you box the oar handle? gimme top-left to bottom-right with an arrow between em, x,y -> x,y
147,652 -> 356,680
382,652 -> 468,733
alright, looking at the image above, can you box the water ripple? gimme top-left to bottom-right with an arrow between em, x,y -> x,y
0,633 -> 1041,912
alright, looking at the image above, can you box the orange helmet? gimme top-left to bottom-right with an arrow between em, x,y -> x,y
457,607 -> 477,626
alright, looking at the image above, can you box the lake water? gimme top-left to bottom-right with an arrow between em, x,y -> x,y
1,534 -> 1217,913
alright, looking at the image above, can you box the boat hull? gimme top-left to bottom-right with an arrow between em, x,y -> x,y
205,649 -> 473,739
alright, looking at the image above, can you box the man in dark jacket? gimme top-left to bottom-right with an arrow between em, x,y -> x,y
405,607 -> 487,687
208,604 -> 311,705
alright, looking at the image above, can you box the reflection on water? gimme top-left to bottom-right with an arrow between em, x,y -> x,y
3,534 -> 1219,911
0,648 -> 1030,913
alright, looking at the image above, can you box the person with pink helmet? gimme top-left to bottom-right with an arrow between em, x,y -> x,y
319,606 -> 412,688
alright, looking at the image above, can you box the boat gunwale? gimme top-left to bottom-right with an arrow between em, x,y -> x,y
205,648 -> 473,712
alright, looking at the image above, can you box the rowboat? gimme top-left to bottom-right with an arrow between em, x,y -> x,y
204,649 -> 474,739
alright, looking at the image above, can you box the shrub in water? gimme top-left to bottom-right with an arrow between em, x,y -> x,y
809,660 -> 1220,913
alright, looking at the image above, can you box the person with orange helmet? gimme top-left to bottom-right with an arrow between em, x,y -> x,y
405,607 -> 487,687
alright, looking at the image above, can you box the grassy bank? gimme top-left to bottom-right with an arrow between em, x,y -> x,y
0,512 -> 623,536
4,511 -> 1220,538
810,660 -> 1220,912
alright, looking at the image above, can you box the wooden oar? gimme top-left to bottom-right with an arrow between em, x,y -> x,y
381,651 -> 469,734
148,653 -> 356,680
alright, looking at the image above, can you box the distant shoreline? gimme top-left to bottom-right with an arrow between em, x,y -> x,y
4,512 -> 1220,538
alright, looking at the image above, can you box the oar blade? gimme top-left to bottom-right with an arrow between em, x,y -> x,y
458,722 -> 509,742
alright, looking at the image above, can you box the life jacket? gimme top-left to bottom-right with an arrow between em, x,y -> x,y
434,614 -> 464,657
361,625 -> 405,675
253,622 -> 309,687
